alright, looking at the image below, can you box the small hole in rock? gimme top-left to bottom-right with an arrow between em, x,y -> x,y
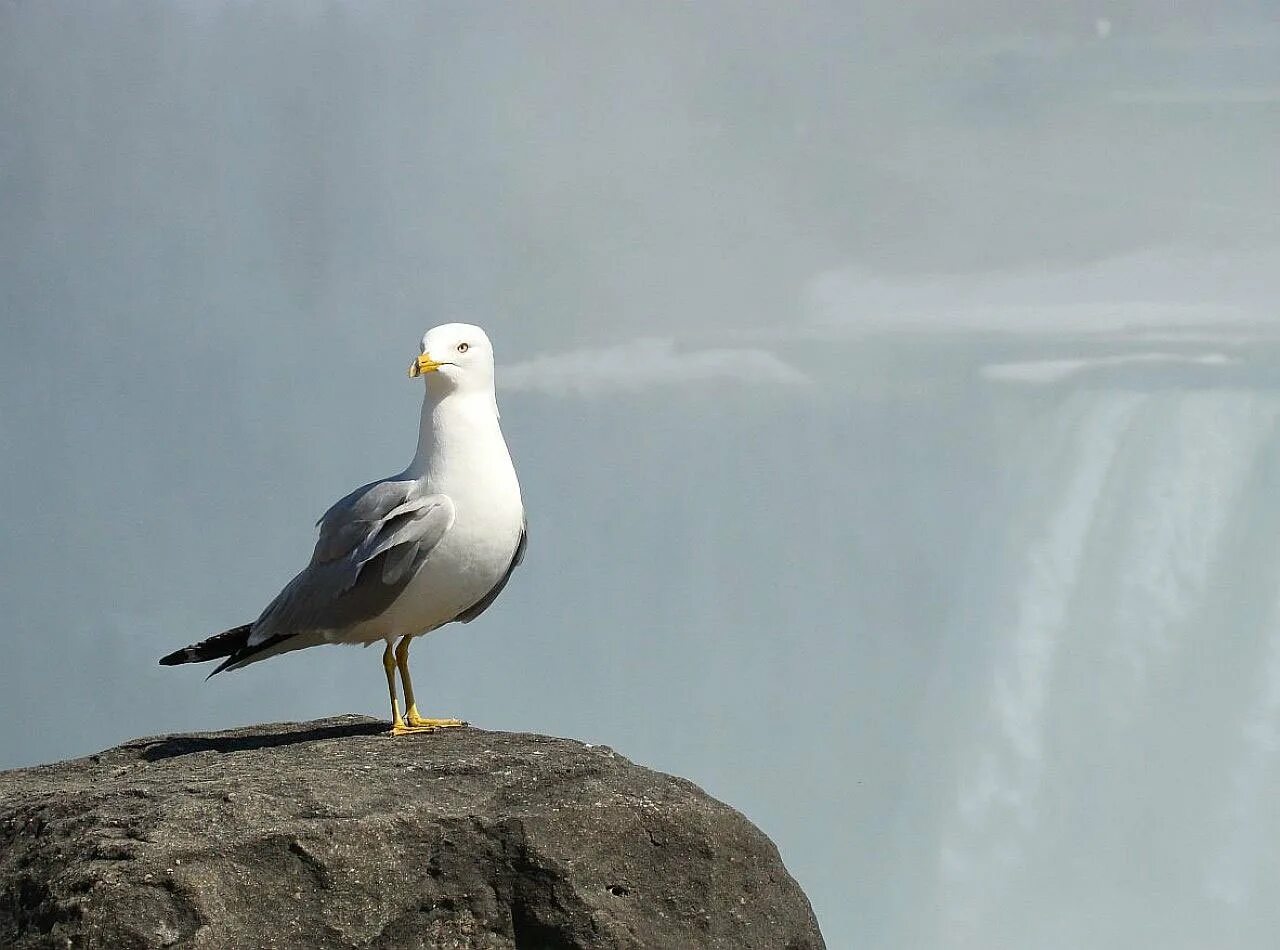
607,884 -> 629,897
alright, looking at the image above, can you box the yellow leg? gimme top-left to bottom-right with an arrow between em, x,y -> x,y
396,635 -> 466,730
384,643 -> 406,734
387,640 -> 435,737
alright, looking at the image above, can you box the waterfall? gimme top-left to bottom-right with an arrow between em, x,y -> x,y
928,388 -> 1280,950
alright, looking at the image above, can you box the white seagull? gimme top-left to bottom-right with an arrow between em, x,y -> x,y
161,323 -> 527,736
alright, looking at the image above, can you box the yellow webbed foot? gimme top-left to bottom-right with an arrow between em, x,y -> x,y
389,720 -> 439,737
405,706 -> 466,730
406,716 -> 466,729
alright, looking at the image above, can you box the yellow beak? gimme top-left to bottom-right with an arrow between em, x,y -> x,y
408,352 -> 443,377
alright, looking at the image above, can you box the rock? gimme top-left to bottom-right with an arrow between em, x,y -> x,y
0,716 -> 825,949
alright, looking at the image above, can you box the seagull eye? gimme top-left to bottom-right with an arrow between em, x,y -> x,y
456,342 -> 470,354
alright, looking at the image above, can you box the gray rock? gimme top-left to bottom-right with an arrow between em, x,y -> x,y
0,716 -> 825,949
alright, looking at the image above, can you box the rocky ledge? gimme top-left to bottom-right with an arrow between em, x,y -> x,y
0,716 -> 824,949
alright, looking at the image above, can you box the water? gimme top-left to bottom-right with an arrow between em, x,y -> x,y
884,385 -> 1280,949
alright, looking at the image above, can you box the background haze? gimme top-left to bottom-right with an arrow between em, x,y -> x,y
4,4 -> 1280,947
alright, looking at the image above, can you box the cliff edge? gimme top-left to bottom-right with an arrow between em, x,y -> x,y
0,716 -> 824,949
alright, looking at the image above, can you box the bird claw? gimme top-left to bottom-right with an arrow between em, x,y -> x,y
407,716 -> 467,729
388,717 -> 467,736
389,721 -> 438,737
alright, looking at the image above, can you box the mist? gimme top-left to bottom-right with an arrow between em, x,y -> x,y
3,3 -> 1280,947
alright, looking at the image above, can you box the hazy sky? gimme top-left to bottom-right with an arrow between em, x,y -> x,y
4,4 -> 1280,948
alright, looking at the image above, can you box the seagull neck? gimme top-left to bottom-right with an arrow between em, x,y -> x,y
407,389 -> 503,479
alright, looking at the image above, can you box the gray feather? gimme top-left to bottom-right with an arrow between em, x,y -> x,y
247,480 -> 454,647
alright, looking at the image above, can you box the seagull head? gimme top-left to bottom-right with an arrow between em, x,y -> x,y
408,323 -> 496,397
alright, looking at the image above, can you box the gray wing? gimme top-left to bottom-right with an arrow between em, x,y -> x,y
248,479 -> 454,646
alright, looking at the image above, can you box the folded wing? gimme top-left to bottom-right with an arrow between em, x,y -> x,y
227,480 -> 455,667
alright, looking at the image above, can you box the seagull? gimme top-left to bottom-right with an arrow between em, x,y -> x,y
161,323 -> 527,736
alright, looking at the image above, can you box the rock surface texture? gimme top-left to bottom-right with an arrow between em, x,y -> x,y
0,716 -> 824,949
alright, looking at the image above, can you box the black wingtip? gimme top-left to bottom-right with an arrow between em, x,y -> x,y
159,623 -> 254,668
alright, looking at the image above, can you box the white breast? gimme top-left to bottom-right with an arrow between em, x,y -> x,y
385,478 -> 523,635
351,393 -> 524,642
